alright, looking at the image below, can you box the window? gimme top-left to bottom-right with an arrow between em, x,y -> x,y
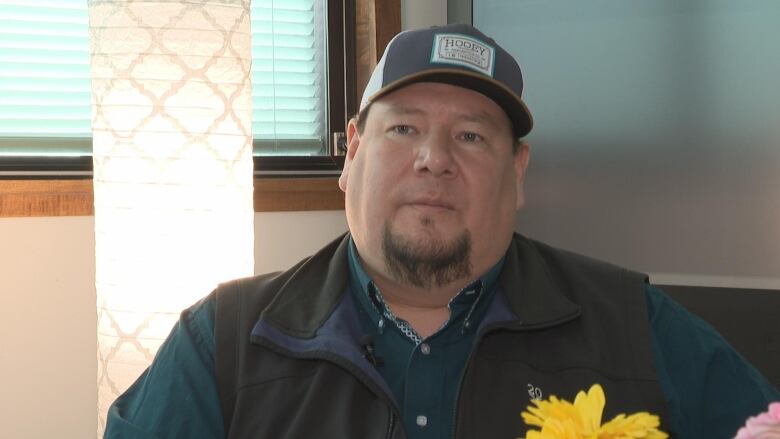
0,0 -> 352,175
0,1 -> 400,216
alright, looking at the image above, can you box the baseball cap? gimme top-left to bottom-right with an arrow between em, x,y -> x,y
360,23 -> 533,138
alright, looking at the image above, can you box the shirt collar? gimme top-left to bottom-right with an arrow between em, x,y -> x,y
347,237 -> 505,339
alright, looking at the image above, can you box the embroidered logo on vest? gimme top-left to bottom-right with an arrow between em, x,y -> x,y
527,383 -> 543,400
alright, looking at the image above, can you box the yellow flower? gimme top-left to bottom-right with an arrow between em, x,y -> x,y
520,384 -> 668,439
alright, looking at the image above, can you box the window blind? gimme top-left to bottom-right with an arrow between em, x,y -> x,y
0,0 -> 329,158
0,0 -> 92,156
251,0 -> 327,156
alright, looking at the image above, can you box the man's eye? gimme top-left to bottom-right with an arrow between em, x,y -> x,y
391,125 -> 412,135
461,132 -> 483,142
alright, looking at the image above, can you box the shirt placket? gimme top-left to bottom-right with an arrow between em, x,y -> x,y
368,280 -> 484,438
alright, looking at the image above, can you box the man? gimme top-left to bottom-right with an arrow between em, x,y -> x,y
105,24 -> 778,438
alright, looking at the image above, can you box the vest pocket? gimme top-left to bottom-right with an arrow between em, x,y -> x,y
227,363 -> 393,438
458,356 -> 667,438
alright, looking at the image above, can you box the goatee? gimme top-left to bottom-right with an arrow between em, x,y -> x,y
382,221 -> 472,289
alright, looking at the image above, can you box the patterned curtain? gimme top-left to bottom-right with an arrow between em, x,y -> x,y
88,0 -> 255,434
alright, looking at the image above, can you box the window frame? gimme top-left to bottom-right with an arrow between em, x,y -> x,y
0,0 -> 401,216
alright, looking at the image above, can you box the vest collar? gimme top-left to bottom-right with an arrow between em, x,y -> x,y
259,233 -> 352,339
497,234 -> 582,328
258,233 -> 581,338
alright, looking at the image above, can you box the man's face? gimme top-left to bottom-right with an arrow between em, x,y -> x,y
339,82 -> 530,288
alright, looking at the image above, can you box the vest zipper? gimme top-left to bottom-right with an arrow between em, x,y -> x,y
450,372 -> 464,438
312,353 -> 401,438
385,407 -> 395,439
252,335 -> 405,438
450,325 -> 502,438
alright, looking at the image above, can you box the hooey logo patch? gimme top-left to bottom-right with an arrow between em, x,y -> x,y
431,33 -> 495,77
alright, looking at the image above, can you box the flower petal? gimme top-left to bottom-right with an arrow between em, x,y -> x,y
573,384 -> 605,433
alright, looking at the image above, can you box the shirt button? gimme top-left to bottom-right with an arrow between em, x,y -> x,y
420,343 -> 431,355
416,415 -> 428,427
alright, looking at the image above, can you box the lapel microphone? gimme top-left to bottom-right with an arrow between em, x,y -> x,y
359,334 -> 384,367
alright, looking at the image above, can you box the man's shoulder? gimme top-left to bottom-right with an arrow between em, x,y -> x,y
513,233 -> 648,284
213,257 -> 319,330
214,233 -> 351,331
216,261 -> 308,305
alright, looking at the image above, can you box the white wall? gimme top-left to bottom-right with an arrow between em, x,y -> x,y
254,210 -> 348,274
0,217 -> 97,439
0,212 -> 347,439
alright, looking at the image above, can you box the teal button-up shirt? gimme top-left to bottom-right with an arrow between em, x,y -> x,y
347,240 -> 504,439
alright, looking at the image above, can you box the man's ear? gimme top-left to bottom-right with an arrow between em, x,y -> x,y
338,118 -> 361,192
514,141 -> 531,209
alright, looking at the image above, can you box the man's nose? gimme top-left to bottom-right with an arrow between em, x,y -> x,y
413,131 -> 457,178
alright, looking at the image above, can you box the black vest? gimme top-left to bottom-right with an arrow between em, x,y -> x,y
214,233 -> 669,438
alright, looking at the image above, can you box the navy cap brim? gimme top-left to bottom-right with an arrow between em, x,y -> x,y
365,68 -> 533,138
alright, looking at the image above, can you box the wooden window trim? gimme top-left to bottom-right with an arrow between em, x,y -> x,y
0,0 -> 400,218
0,179 -> 95,217
0,178 -> 345,217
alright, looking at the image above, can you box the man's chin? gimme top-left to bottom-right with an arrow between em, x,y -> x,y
382,221 -> 472,289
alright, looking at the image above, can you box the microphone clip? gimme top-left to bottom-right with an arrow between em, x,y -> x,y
359,335 -> 384,367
